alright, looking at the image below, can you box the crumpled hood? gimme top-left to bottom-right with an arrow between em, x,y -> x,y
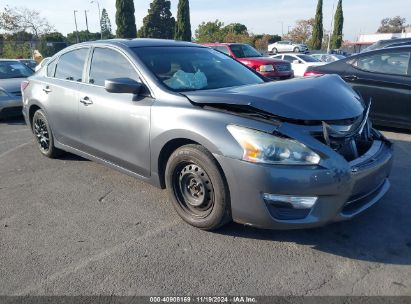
0,78 -> 24,94
183,74 -> 365,121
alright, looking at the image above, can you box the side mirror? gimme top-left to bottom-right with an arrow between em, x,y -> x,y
105,77 -> 142,94
293,60 -> 301,64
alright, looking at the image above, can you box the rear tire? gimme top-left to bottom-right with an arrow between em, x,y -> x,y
165,144 -> 231,230
272,48 -> 278,55
32,109 -> 62,158
294,47 -> 300,53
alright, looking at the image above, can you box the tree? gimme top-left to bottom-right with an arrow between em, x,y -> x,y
311,0 -> 323,50
138,0 -> 175,39
224,23 -> 248,35
175,0 -> 191,41
284,19 -> 314,44
377,16 -> 407,33
195,20 -> 225,43
330,0 -> 343,49
39,32 -> 67,57
0,6 -> 53,38
100,8 -> 113,39
115,0 -> 137,38
66,31 -> 101,44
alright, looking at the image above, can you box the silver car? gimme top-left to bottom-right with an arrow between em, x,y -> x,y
0,59 -> 34,118
268,41 -> 309,54
22,39 -> 393,230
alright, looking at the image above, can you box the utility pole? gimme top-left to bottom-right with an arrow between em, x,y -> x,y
327,0 -> 337,53
84,10 -> 89,41
278,21 -> 284,37
73,10 -> 79,43
91,0 -> 103,40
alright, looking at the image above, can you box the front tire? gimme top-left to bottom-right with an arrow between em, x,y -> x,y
271,48 -> 278,55
165,145 -> 231,230
32,109 -> 62,158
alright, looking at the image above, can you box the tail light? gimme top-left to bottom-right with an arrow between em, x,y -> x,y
21,80 -> 30,91
304,70 -> 323,77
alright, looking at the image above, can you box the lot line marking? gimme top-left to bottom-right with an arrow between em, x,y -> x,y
0,142 -> 31,160
0,137 -> 32,145
12,220 -> 181,296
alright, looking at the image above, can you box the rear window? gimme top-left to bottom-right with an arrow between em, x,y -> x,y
55,48 -> 89,82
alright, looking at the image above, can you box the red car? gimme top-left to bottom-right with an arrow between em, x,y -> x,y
203,43 -> 294,80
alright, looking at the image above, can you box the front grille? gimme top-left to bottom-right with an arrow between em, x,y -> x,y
342,181 -> 386,215
11,91 -> 22,97
275,63 -> 291,72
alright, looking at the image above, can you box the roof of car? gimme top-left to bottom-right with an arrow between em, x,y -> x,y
81,38 -> 202,48
0,59 -> 19,61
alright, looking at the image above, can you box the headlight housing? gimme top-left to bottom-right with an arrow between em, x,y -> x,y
227,125 -> 321,165
257,64 -> 274,72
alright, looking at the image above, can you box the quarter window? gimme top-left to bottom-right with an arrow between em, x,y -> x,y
283,55 -> 296,62
47,58 -> 57,77
351,51 -> 410,76
213,46 -> 231,56
89,48 -> 138,86
55,48 -> 89,82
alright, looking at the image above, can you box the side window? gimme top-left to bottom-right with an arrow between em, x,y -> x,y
46,58 -> 57,77
214,46 -> 231,56
351,51 -> 410,76
283,55 -> 296,62
55,48 -> 89,82
89,48 -> 138,86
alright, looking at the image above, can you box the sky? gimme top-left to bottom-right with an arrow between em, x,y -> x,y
3,0 -> 411,41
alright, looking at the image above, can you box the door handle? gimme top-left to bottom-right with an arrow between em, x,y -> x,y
43,87 -> 52,93
80,96 -> 93,106
343,75 -> 359,82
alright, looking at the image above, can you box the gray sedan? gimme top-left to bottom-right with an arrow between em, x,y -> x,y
22,39 -> 393,230
0,59 -> 34,118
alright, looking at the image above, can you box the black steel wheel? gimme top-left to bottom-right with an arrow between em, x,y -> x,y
165,145 -> 231,230
32,109 -> 61,158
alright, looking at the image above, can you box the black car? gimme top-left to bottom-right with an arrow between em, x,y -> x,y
306,46 -> 411,130
361,38 -> 411,53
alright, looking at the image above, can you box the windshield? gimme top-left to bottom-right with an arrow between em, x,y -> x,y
0,61 -> 34,79
297,54 -> 320,62
229,44 -> 262,58
133,47 -> 264,92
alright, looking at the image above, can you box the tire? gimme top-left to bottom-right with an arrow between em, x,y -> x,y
272,48 -> 278,55
165,144 -> 231,230
294,47 -> 300,53
32,109 -> 62,158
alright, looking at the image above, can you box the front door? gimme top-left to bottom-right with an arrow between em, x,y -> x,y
77,47 -> 153,177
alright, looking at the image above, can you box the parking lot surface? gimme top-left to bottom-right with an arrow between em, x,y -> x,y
0,117 -> 410,296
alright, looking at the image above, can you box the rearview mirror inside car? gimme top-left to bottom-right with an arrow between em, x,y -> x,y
105,78 -> 142,94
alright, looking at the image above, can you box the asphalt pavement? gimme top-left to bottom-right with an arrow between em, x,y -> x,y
0,117 -> 410,296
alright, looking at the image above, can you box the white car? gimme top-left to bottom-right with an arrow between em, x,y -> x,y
311,53 -> 346,63
271,53 -> 326,77
268,41 -> 309,54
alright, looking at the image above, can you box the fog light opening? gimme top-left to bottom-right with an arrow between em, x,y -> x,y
263,194 -> 318,209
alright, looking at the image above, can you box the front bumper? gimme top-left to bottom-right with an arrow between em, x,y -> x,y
215,139 -> 393,229
260,70 -> 294,80
0,95 -> 23,118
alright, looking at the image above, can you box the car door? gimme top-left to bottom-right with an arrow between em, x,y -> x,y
343,49 -> 411,128
77,47 -> 153,177
42,47 -> 89,148
283,55 -> 304,77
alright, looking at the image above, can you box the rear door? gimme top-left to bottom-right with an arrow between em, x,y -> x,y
42,47 -> 89,148
77,47 -> 153,177
344,49 -> 411,128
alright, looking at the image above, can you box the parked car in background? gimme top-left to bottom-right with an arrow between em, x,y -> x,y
305,46 -> 411,130
361,37 -> 411,53
204,43 -> 293,80
268,41 -> 309,54
22,39 -> 393,231
18,59 -> 37,70
35,57 -> 50,72
271,53 -> 326,77
0,59 -> 34,118
311,53 -> 346,63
